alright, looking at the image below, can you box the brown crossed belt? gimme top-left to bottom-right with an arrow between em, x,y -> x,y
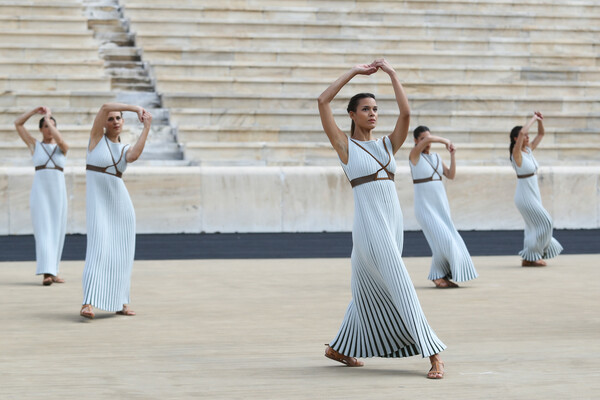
351,171 -> 395,188
35,165 -> 63,172
348,138 -> 395,188
517,173 -> 535,179
413,176 -> 442,184
86,164 -> 123,178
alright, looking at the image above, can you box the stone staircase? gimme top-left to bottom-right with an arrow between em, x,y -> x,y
0,0 -> 183,165
120,0 -> 600,166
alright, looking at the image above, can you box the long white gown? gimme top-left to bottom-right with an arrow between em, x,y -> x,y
511,147 -> 563,261
330,136 -> 446,358
82,136 -> 135,311
409,152 -> 478,282
30,141 -> 67,276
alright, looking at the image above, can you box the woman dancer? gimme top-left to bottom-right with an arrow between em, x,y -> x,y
14,107 -> 68,286
510,112 -> 562,267
317,59 -> 446,379
409,126 -> 478,288
80,103 -> 152,319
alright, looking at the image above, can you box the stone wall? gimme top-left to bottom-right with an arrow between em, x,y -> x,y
2,165 -> 598,234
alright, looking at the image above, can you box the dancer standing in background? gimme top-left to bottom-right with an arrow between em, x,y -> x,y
318,59 -> 446,379
15,107 -> 68,286
510,112 -> 562,267
409,126 -> 478,288
80,103 -> 152,319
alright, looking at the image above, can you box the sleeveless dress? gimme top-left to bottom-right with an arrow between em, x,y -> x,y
511,147 -> 563,261
82,136 -> 135,311
30,141 -> 67,276
409,152 -> 478,282
330,136 -> 446,359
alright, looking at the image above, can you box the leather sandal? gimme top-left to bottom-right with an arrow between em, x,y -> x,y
443,278 -> 459,288
522,259 -> 547,267
51,276 -> 65,283
324,345 -> 364,367
80,304 -> 95,319
427,360 -> 445,379
116,305 -> 136,316
42,276 -> 53,286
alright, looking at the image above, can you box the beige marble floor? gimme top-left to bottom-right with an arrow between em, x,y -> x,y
0,254 -> 598,399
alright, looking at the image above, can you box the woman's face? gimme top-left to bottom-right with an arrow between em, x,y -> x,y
39,119 -> 56,140
522,133 -> 530,147
105,111 -> 124,136
351,97 -> 378,131
415,130 -> 431,153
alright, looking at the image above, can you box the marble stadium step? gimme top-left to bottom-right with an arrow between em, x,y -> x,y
152,61 -> 600,82
128,18 -> 600,41
142,46 -> 598,68
122,4 -> 600,26
162,93 -> 600,114
156,77 -> 600,97
0,76 -> 110,92
0,60 -> 105,76
168,108 -> 599,130
0,107 -> 169,126
174,126 -> 600,145
0,91 -> 115,108
135,32 -> 598,55
0,16 -> 90,31
0,1 -> 85,16
0,30 -> 97,46
181,141 -> 600,166
121,0 -> 600,15
0,44 -> 100,61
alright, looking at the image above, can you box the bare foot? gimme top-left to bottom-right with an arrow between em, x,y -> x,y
52,276 -> 65,283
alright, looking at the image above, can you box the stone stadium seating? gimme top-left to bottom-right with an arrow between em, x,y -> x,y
1,0 -> 599,234
121,0 -> 600,166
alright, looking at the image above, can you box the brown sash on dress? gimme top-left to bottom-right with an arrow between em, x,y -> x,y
348,138 -> 395,188
86,136 -> 127,179
35,142 -> 64,172
517,173 -> 535,179
412,153 -> 442,184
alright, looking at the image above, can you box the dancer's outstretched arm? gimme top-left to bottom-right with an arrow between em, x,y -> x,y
373,59 -> 410,154
42,110 -> 69,155
530,111 -> 545,151
317,64 -> 377,164
89,103 -> 145,151
14,106 -> 45,153
126,111 -> 152,163
443,143 -> 456,179
409,135 -> 451,165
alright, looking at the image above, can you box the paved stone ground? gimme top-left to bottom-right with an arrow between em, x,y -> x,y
1,254 -> 598,399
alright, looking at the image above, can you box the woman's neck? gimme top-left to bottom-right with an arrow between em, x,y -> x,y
105,133 -> 120,143
41,138 -> 55,144
352,128 -> 373,142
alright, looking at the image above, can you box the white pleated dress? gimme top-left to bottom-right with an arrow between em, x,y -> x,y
512,147 -> 563,261
30,141 -> 67,276
82,136 -> 135,311
409,152 -> 478,282
330,137 -> 446,359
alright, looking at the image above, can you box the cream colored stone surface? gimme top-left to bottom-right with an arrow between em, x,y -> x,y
0,171 -> 8,235
2,166 -> 599,234
1,255 -> 599,399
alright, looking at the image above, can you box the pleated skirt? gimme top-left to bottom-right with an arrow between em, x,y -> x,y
330,182 -> 446,359
82,171 -> 135,311
515,177 -> 563,261
30,170 -> 67,276
414,181 -> 478,282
